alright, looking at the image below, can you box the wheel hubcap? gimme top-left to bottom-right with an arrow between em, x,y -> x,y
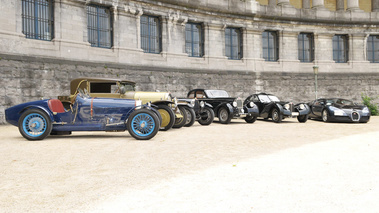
220,109 -> 228,121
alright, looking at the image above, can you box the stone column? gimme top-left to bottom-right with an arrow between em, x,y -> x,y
346,0 -> 360,11
350,34 -> 366,62
312,0 -> 325,9
302,0 -> 311,9
314,33 -> 333,63
372,0 -> 379,12
336,0 -> 345,11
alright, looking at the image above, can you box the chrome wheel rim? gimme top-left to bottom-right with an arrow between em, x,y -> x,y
219,109 -> 228,121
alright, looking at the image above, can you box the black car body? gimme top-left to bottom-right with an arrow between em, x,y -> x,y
308,98 -> 370,123
187,89 -> 259,124
244,93 -> 310,123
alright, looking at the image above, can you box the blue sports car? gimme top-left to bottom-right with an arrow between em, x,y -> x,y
5,90 -> 161,140
308,98 -> 370,123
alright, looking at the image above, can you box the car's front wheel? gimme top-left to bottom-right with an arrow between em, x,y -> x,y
173,106 -> 187,128
198,107 -> 214,125
244,115 -> 257,123
322,109 -> 329,122
127,109 -> 160,140
297,114 -> 308,123
218,107 -> 231,124
156,104 -> 175,131
18,109 -> 52,140
183,106 -> 196,127
271,108 -> 282,123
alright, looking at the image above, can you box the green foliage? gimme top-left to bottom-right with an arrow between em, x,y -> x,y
361,94 -> 378,116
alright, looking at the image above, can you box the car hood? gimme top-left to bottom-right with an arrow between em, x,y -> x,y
332,103 -> 365,110
123,91 -> 171,103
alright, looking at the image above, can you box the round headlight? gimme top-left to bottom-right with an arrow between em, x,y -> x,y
190,99 -> 195,106
284,104 -> 290,110
174,97 -> 178,106
233,101 -> 237,107
249,102 -> 255,108
135,100 -> 142,106
200,101 -> 205,108
299,104 -> 305,110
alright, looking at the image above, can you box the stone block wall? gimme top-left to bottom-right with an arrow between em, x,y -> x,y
1,54 -> 378,124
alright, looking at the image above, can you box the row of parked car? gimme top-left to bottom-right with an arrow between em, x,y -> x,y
5,78 -> 371,141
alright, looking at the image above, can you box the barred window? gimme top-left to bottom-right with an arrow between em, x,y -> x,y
87,5 -> 113,49
225,28 -> 242,60
140,15 -> 161,54
22,0 -> 54,41
367,35 -> 379,63
262,31 -> 279,61
333,35 -> 349,63
298,33 -> 314,62
185,23 -> 204,57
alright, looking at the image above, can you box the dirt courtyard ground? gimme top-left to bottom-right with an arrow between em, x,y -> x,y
0,117 -> 378,212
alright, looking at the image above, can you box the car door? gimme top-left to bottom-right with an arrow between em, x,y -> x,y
312,99 -> 324,117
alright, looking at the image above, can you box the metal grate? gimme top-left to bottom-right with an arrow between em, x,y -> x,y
333,35 -> 349,63
298,33 -> 314,62
351,111 -> 359,121
185,23 -> 203,57
87,5 -> 113,49
225,28 -> 242,60
22,0 -> 54,41
140,15 -> 161,53
262,31 -> 278,61
367,35 -> 379,63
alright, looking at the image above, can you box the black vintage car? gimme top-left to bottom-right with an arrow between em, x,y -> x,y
244,93 -> 310,123
308,98 -> 370,123
178,98 -> 215,126
187,89 -> 259,124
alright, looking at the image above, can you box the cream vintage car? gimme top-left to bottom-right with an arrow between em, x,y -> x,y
58,78 -> 187,131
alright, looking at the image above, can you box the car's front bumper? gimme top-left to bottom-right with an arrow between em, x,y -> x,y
232,106 -> 259,118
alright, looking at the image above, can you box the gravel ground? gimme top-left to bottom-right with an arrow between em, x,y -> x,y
0,117 -> 378,213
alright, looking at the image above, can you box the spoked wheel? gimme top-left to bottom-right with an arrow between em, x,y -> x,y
183,106 -> 196,127
198,107 -> 214,125
18,109 -> 52,140
271,108 -> 282,123
218,107 -> 231,124
157,104 -> 175,131
173,106 -> 187,128
297,114 -> 308,123
127,109 -> 160,140
322,109 -> 329,122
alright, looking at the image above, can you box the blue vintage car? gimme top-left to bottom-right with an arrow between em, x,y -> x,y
5,90 -> 161,140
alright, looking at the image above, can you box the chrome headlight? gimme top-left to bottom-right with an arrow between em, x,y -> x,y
233,101 -> 237,107
362,107 -> 370,114
200,101 -> 205,108
299,104 -> 305,110
249,102 -> 255,108
284,104 -> 290,110
173,97 -> 178,106
190,99 -> 195,106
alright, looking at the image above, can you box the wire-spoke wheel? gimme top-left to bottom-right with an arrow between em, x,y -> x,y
18,109 -> 52,140
127,109 -> 159,140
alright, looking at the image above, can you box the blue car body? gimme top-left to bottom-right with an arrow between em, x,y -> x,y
5,93 -> 160,140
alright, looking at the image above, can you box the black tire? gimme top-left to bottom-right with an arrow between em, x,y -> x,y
244,115 -> 257,123
18,109 -> 52,140
198,107 -> 215,125
297,114 -> 308,123
157,104 -> 175,131
127,109 -> 160,140
322,109 -> 329,122
271,108 -> 282,123
218,107 -> 232,124
183,106 -> 196,127
173,105 -> 187,128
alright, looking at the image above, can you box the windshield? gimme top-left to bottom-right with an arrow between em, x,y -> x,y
258,94 -> 280,103
205,90 -> 229,98
335,99 -> 353,105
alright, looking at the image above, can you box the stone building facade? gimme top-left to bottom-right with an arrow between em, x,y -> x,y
1,0 -> 379,123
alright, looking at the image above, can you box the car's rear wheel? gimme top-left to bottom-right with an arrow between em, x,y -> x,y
271,108 -> 282,123
218,107 -> 231,124
297,114 -> 308,123
183,106 -> 196,127
322,109 -> 329,122
198,107 -> 214,125
157,104 -> 175,131
127,109 -> 159,140
18,109 -> 52,140
173,106 -> 187,128
244,115 -> 257,123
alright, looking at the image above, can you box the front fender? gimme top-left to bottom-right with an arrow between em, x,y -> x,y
20,105 -> 55,123
294,103 -> 311,115
245,106 -> 259,116
151,100 -> 173,106
274,103 -> 285,115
